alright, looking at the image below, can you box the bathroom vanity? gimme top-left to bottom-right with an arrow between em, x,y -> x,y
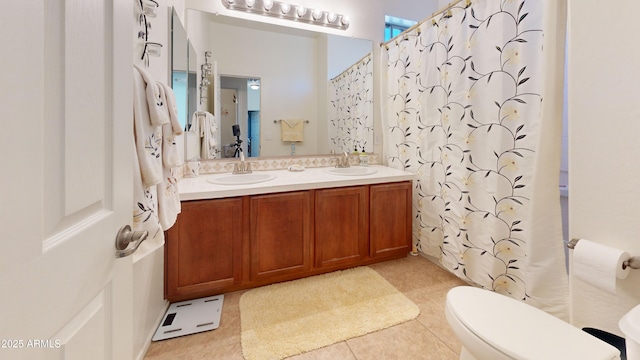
165,165 -> 414,302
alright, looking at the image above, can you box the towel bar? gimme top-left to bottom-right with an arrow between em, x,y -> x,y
274,120 -> 310,124
567,238 -> 640,270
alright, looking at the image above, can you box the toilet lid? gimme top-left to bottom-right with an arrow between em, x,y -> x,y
446,287 -> 620,360
619,304 -> 640,343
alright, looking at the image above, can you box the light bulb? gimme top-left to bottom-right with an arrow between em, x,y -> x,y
280,3 -> 290,14
326,13 -> 337,23
245,0 -> 255,7
341,15 -> 350,27
263,0 -> 273,10
296,6 -> 306,17
311,9 -> 322,20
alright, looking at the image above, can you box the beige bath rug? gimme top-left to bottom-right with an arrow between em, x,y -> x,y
239,266 -> 420,360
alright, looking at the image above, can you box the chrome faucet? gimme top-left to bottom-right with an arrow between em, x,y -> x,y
335,152 -> 351,168
233,149 -> 253,174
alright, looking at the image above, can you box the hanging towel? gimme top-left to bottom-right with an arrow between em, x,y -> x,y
193,111 -> 218,160
157,165 -> 181,230
280,119 -> 304,142
133,64 -> 169,126
159,82 -> 183,168
133,65 -> 182,232
133,66 -> 163,186
156,82 -> 183,230
132,138 -> 162,240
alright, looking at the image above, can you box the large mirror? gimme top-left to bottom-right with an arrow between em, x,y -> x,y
178,8 -> 374,160
171,8 -> 188,129
171,8 -> 200,163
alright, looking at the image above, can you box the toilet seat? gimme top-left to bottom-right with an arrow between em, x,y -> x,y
446,286 -> 620,360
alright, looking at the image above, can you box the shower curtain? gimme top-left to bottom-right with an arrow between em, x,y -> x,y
329,53 -> 374,153
382,0 -> 568,318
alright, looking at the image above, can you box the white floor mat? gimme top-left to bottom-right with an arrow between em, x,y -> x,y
152,295 -> 224,341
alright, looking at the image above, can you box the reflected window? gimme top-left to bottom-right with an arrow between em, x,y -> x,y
172,71 -> 188,129
384,15 -> 416,42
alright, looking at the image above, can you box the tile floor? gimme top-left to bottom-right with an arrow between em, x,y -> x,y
144,255 -> 468,360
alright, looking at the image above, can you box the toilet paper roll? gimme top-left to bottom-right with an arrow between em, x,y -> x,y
573,239 -> 631,294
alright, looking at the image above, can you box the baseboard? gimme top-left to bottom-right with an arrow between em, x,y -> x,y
135,300 -> 170,360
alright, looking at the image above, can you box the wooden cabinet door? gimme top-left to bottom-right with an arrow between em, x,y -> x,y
370,182 -> 412,259
165,198 -> 244,301
315,186 -> 369,269
250,191 -> 312,281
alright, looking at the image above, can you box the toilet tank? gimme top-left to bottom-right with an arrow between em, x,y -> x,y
620,304 -> 640,359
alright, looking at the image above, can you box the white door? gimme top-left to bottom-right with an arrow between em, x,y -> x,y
0,1 -> 134,359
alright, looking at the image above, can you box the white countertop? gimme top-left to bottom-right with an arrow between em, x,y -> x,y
178,165 -> 415,201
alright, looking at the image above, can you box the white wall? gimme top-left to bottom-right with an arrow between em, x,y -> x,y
327,35 -> 373,79
569,0 -> 640,337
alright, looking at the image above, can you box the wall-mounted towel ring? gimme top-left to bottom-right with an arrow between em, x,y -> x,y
142,42 -> 162,59
137,0 -> 161,67
137,0 -> 157,38
140,0 -> 159,18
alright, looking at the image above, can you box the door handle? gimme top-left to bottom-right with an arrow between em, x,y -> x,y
115,225 -> 148,258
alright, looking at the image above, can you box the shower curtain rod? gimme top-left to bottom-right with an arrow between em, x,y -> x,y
380,0 -> 464,48
330,52 -> 373,82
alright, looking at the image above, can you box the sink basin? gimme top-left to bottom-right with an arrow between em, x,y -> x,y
324,167 -> 378,176
207,173 -> 276,185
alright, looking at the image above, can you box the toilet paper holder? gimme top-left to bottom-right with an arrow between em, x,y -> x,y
568,238 -> 640,270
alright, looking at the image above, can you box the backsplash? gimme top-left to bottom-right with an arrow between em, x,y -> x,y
179,153 -> 380,179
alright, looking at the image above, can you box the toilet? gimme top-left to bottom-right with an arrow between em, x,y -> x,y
620,303 -> 640,360
445,286 -> 622,360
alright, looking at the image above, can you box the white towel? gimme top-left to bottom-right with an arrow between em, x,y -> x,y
133,67 -> 163,186
194,111 -> 218,160
133,65 -> 182,231
157,166 -> 181,230
133,64 -> 169,126
280,119 -> 304,142
132,138 -> 162,239
156,82 -> 182,230
159,82 -> 183,168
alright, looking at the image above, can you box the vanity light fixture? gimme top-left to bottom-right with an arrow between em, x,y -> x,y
221,0 -> 349,30
311,9 -> 323,21
279,3 -> 290,14
296,6 -> 306,18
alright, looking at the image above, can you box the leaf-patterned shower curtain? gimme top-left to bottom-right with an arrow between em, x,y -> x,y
329,53 -> 374,153
382,0 -> 568,317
